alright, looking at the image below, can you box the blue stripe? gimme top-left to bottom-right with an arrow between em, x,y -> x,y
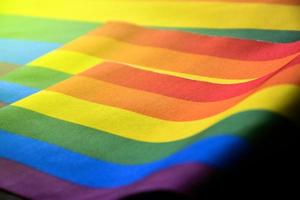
0,38 -> 60,64
0,81 -> 38,103
0,129 -> 247,188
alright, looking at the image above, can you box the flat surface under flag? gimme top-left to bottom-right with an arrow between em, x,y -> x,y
0,0 -> 300,199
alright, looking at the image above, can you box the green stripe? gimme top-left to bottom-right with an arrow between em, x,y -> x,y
0,106 -> 297,164
155,27 -> 300,43
1,15 -> 299,44
0,66 -> 70,89
0,15 -> 98,43
0,62 -> 18,76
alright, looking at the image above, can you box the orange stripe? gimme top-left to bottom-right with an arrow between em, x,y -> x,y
89,22 -> 300,61
81,62 -> 267,102
50,63 -> 300,121
63,35 -> 299,79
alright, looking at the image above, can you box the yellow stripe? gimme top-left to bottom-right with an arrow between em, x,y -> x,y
13,85 -> 300,142
1,0 -> 299,30
113,61 -> 254,84
29,49 -> 252,84
28,50 -> 103,74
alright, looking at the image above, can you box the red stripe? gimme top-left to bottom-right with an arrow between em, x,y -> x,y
89,22 -> 300,61
82,55 -> 300,103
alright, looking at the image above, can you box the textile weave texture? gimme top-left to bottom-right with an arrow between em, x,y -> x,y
0,0 -> 300,199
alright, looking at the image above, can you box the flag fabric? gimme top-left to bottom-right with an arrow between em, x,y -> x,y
0,1 -> 300,199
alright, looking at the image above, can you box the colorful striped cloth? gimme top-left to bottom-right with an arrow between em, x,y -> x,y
0,0 -> 300,199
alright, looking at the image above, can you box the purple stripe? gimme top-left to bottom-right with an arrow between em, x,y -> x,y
0,159 -> 213,200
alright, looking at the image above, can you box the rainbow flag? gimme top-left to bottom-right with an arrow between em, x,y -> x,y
0,1 -> 300,199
